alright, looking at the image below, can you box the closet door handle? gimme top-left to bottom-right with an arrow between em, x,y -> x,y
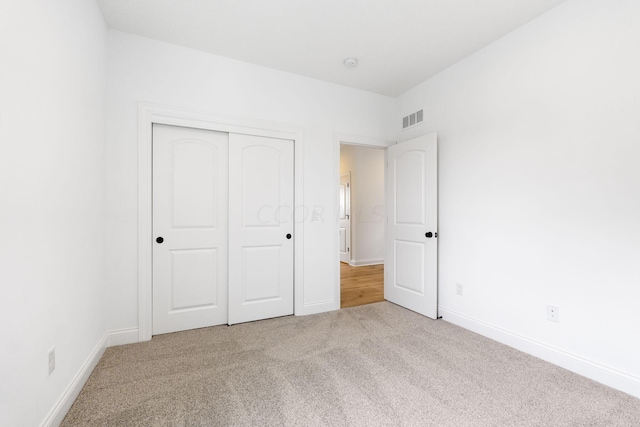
425,232 -> 433,238
156,237 -> 164,244
286,234 -> 292,239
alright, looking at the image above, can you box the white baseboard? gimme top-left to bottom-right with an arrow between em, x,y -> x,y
106,328 -> 139,347
349,259 -> 384,267
439,307 -> 640,399
40,328 -> 140,427
303,299 -> 338,315
40,334 -> 108,427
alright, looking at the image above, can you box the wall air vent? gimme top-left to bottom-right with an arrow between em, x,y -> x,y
402,109 -> 424,131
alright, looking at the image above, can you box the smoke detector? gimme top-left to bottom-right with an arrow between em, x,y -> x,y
343,57 -> 358,69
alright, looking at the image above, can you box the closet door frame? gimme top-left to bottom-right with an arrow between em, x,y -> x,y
137,103 -> 304,342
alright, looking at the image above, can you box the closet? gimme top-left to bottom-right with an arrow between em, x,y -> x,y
152,124 -> 294,335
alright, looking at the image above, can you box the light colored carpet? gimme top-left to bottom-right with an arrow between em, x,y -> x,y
62,302 -> 640,426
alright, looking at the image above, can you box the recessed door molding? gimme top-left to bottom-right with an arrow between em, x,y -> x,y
138,103 -> 304,341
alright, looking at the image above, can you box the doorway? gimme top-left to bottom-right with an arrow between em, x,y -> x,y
339,143 -> 385,308
334,132 -> 439,318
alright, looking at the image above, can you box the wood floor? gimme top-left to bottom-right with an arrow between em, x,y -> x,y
340,262 -> 384,308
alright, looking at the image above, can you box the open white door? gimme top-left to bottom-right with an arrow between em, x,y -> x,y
152,124 -> 229,334
385,133 -> 438,319
228,133 -> 294,325
339,172 -> 351,263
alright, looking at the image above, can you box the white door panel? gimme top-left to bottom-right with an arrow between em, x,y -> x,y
395,152 -> 426,224
385,133 -> 438,319
153,124 -> 229,334
243,246 -> 282,302
339,229 -> 347,252
170,248 -> 218,309
229,133 -> 294,325
339,172 -> 351,263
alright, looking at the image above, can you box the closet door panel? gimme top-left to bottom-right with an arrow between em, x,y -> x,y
152,124 -> 229,335
228,133 -> 294,324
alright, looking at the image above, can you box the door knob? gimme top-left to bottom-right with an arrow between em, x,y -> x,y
156,237 -> 164,244
286,234 -> 292,239
425,232 -> 433,238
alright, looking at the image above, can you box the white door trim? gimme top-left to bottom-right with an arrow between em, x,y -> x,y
333,132 -> 393,310
139,102 -> 304,341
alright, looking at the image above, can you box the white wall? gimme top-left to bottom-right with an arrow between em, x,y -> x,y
399,0 -> 640,394
105,31 -> 396,330
3,2 -> 636,424
0,1 -> 107,425
340,145 -> 385,265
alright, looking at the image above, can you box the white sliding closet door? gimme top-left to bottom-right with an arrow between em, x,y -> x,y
153,125 -> 295,333
152,124 -> 229,335
228,133 -> 295,325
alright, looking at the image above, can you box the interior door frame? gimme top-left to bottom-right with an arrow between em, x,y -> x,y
139,103 -> 304,341
333,133 -> 393,309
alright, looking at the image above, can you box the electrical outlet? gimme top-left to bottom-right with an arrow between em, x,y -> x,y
456,282 -> 464,296
48,348 -> 56,375
547,305 -> 560,323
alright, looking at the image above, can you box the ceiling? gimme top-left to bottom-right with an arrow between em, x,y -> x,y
97,0 -> 566,97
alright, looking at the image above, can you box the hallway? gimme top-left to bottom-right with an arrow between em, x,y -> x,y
340,263 -> 384,308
